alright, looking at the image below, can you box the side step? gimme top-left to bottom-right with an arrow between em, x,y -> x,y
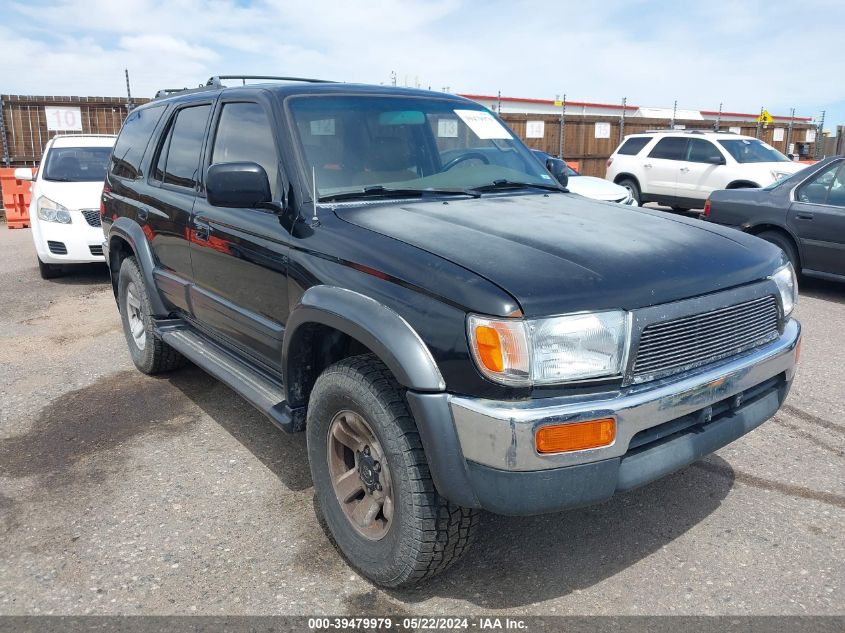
157,321 -> 303,433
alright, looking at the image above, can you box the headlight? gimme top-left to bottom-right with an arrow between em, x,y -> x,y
36,196 -> 72,224
468,311 -> 630,386
770,263 -> 797,317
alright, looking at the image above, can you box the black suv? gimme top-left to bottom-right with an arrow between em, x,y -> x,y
102,76 -> 801,587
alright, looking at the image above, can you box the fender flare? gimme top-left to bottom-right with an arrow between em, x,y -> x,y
108,217 -> 169,317
282,286 -> 445,405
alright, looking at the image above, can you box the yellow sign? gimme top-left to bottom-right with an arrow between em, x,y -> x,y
554,100 -> 563,107
757,110 -> 774,124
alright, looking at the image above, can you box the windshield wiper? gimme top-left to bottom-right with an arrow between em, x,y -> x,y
318,185 -> 480,202
471,179 -> 566,193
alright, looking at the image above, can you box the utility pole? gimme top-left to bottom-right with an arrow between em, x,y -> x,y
124,68 -> 134,112
390,71 -> 396,86
558,94 -> 567,159
0,96 -> 10,167
714,102 -> 722,132
756,106 -> 763,138
815,110 -> 826,159
619,96 -> 627,144
786,107 -> 795,156
670,100 -> 677,129
497,90 -> 501,115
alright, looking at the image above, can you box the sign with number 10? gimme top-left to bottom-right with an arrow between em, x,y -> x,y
45,107 -> 83,131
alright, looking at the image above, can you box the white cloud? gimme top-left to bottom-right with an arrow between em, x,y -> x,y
0,0 -> 842,123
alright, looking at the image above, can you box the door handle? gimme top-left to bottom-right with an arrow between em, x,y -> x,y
679,167 -> 690,173
796,213 -> 814,220
643,163 -> 653,169
194,220 -> 210,241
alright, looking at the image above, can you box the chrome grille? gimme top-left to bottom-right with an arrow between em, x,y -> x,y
632,295 -> 780,383
81,208 -> 101,227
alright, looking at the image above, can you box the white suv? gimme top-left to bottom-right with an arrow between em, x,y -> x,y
605,130 -> 806,211
16,134 -> 116,278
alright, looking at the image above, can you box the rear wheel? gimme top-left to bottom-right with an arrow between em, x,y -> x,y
118,256 -> 185,374
307,354 -> 480,588
756,230 -> 800,274
37,256 -> 62,279
617,178 -> 641,206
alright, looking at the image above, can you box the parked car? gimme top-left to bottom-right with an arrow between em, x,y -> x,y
531,150 -> 637,205
606,130 -> 806,211
102,76 -> 800,588
705,155 -> 845,282
16,134 -> 116,278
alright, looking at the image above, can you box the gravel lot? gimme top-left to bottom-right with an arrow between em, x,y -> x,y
0,222 -> 842,616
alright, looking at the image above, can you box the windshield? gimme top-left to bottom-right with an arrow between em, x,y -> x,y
288,95 -> 553,198
718,139 -> 789,164
43,146 -> 112,182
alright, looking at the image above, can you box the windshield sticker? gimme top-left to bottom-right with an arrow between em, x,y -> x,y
310,118 -> 335,136
454,109 -> 512,140
437,118 -> 458,138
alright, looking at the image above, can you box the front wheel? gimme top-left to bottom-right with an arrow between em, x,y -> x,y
307,354 -> 479,588
617,178 -> 641,206
37,256 -> 62,279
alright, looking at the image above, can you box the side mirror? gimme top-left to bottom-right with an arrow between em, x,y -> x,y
707,155 -> 727,165
546,158 -> 569,188
14,167 -> 33,181
206,162 -> 272,208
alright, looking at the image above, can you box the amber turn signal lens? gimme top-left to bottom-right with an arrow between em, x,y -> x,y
474,325 -> 504,373
795,337 -> 802,363
536,418 -> 616,454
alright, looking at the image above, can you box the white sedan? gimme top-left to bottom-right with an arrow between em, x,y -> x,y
533,150 -> 637,205
16,134 -> 115,279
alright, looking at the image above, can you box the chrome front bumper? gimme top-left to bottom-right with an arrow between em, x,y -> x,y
450,319 -> 800,472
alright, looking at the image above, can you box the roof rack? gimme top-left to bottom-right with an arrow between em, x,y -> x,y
641,129 -> 741,135
205,75 -> 336,87
153,75 -> 337,100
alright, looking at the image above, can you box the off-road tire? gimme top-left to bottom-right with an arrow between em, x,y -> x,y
38,257 -> 62,279
118,256 -> 185,374
617,178 -> 641,205
756,230 -> 800,274
307,354 -> 480,588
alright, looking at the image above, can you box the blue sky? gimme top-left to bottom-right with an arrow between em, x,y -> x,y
1,0 -> 843,130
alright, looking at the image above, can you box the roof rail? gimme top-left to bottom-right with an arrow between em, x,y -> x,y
642,129 -> 710,134
206,75 -> 336,87
153,85 -> 216,100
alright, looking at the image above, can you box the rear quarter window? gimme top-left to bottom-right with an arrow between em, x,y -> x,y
110,104 -> 166,179
616,136 -> 651,156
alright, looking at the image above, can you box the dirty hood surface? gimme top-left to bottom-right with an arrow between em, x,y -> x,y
335,193 -> 782,316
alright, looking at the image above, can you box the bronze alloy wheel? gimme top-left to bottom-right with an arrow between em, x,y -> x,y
327,410 -> 394,540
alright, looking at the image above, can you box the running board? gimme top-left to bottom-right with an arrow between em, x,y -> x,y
157,321 -> 304,433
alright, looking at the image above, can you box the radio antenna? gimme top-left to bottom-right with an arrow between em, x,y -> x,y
311,166 -> 320,227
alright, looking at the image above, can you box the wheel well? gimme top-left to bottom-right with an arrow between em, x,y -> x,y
726,180 -> 760,189
746,224 -> 801,269
613,173 -> 640,189
108,236 -> 134,298
285,323 -> 376,411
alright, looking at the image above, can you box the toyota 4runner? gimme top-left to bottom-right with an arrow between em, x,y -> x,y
102,76 -> 801,588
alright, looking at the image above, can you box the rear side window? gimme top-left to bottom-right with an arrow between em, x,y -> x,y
211,102 -> 279,198
110,105 -> 166,179
648,137 -> 688,160
154,105 -> 211,189
617,137 -> 651,156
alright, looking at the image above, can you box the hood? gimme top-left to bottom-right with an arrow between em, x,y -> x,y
739,161 -> 806,184
566,176 -> 629,201
335,193 -> 783,316
34,179 -> 106,211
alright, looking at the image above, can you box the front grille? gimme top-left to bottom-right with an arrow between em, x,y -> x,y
89,245 -> 103,256
81,208 -> 101,227
47,241 -> 67,255
632,295 -> 780,383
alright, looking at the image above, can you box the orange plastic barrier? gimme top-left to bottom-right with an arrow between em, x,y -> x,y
566,160 -> 580,172
0,167 -> 36,229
